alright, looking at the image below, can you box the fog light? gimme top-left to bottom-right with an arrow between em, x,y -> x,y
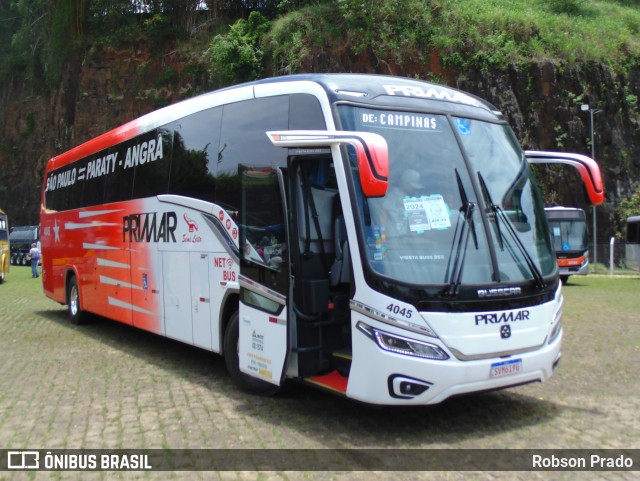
388,374 -> 432,399
400,381 -> 428,396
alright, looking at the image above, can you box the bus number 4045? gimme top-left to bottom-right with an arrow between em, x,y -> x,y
386,304 -> 413,319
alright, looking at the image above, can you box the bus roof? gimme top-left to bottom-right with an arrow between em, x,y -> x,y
46,74 -> 502,172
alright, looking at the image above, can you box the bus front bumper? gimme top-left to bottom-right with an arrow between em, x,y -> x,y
345,324 -> 562,406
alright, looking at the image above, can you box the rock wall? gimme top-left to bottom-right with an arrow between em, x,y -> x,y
0,42 -> 204,226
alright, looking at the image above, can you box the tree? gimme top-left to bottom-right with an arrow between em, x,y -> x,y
612,184 -> 640,239
0,0 -> 87,87
205,11 -> 270,86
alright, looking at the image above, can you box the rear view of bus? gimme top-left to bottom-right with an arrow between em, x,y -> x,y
545,207 -> 589,283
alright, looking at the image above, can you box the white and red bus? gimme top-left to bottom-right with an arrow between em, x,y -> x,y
41,74 -> 604,405
544,206 -> 589,283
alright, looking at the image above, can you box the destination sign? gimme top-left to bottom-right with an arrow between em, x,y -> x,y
359,112 -> 440,131
45,132 -> 166,193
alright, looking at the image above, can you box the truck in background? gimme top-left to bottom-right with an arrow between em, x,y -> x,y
9,225 -> 40,266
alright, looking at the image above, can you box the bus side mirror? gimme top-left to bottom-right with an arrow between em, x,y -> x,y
525,151 -> 605,206
267,130 -> 389,197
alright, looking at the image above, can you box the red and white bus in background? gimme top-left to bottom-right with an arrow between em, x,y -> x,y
544,206 -> 589,283
41,74 -> 604,405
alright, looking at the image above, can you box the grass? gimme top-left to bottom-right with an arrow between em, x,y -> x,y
266,0 -> 640,75
562,273 -> 639,319
431,0 -> 640,71
557,274 -> 640,399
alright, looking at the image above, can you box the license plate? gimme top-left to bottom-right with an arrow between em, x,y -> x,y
490,359 -> 522,378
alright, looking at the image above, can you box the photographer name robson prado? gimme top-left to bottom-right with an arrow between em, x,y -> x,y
532,454 -> 634,469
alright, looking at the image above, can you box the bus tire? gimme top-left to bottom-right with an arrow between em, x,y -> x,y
560,275 -> 569,284
223,311 -> 280,395
67,276 -> 87,325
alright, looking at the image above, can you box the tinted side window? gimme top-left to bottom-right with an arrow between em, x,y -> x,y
216,97 -> 289,213
130,129 -> 173,200
104,145 -> 134,204
0,215 -> 7,241
44,168 -> 71,211
45,145 -> 114,210
167,107 -> 222,203
82,149 -> 113,207
45,129 -> 172,210
290,93 -> 326,130
628,222 -> 640,243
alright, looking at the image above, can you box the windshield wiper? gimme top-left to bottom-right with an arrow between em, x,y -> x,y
444,169 -> 478,297
477,172 -> 546,290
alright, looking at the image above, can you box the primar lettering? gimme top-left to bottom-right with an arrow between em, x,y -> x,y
475,310 -> 530,325
123,212 -> 177,243
383,84 -> 481,107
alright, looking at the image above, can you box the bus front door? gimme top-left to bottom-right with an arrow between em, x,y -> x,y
237,166 -> 290,386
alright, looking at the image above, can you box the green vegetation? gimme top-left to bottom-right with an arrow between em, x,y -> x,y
561,275 -> 639,339
205,11 -> 271,86
244,0 -> 640,78
427,0 -> 640,72
3,1 -> 640,88
610,185 -> 640,239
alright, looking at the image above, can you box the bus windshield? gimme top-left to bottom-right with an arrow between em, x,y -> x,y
546,211 -> 588,252
338,105 -> 556,289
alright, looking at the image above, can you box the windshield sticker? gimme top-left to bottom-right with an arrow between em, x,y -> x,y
403,195 -> 451,233
360,112 -> 439,131
455,118 -> 472,136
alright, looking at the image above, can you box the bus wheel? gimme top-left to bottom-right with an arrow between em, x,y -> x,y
560,275 -> 570,284
0,265 -> 5,283
223,311 -> 280,395
67,276 -> 87,325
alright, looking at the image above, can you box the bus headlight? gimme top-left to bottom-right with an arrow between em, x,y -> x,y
357,322 -> 449,360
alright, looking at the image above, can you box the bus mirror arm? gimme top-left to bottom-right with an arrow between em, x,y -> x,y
525,151 -> 605,206
267,130 -> 389,197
